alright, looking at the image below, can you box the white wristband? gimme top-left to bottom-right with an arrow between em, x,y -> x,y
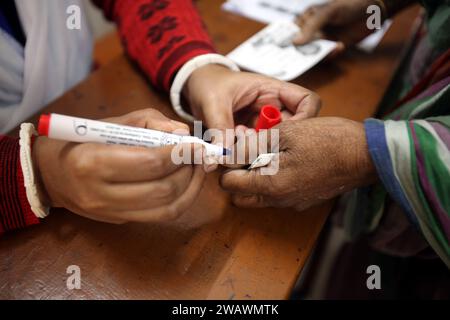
170,53 -> 240,122
19,123 -> 49,219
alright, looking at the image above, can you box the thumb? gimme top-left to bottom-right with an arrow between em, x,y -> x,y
293,6 -> 331,45
201,100 -> 236,148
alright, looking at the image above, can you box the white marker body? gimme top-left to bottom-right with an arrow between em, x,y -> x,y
45,114 -> 226,156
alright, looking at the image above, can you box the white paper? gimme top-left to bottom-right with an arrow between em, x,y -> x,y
227,21 -> 337,81
249,153 -> 276,169
223,0 -> 391,52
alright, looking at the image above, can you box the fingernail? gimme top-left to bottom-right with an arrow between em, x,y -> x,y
204,154 -> 218,165
203,155 -> 219,172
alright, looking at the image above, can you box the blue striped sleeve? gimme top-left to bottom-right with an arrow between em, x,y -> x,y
364,118 -> 420,228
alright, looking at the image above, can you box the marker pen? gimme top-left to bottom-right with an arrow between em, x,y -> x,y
255,105 -> 282,131
38,113 -> 229,157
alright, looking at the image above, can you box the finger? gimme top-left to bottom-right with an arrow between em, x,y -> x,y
293,5 -> 332,45
231,194 -> 270,208
222,132 -> 253,169
235,124 -> 248,133
201,98 -> 236,148
86,143 -> 183,182
69,209 -> 126,224
105,108 -> 190,134
220,169 -> 267,195
278,83 -> 322,120
281,110 -> 294,121
97,141 -> 210,182
174,142 -> 220,173
228,126 -> 281,168
102,166 -> 192,211
221,125 -> 247,168
225,129 -> 256,167
335,42 -> 346,54
325,41 -> 345,60
122,165 -> 206,223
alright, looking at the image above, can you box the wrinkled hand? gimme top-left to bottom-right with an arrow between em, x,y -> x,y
184,64 -> 321,146
220,117 -> 378,211
32,109 -> 205,224
293,0 -> 380,51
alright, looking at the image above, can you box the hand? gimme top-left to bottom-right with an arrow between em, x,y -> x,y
184,64 -> 321,146
32,109 -> 206,224
293,0 -> 381,50
220,117 -> 378,211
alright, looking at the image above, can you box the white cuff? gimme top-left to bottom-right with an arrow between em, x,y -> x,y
170,53 -> 240,122
19,123 -> 49,219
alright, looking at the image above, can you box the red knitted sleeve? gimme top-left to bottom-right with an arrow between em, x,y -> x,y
0,136 -> 39,235
92,0 -> 216,91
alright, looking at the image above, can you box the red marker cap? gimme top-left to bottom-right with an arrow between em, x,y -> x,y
38,114 -> 51,136
255,105 -> 281,131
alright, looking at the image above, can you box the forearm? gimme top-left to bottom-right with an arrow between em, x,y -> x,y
92,0 -> 216,92
0,136 -> 39,235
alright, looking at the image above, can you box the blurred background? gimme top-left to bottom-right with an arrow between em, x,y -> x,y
83,0 -> 114,39
83,0 -> 125,67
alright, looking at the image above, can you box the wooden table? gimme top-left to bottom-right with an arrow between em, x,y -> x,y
0,1 -> 419,299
